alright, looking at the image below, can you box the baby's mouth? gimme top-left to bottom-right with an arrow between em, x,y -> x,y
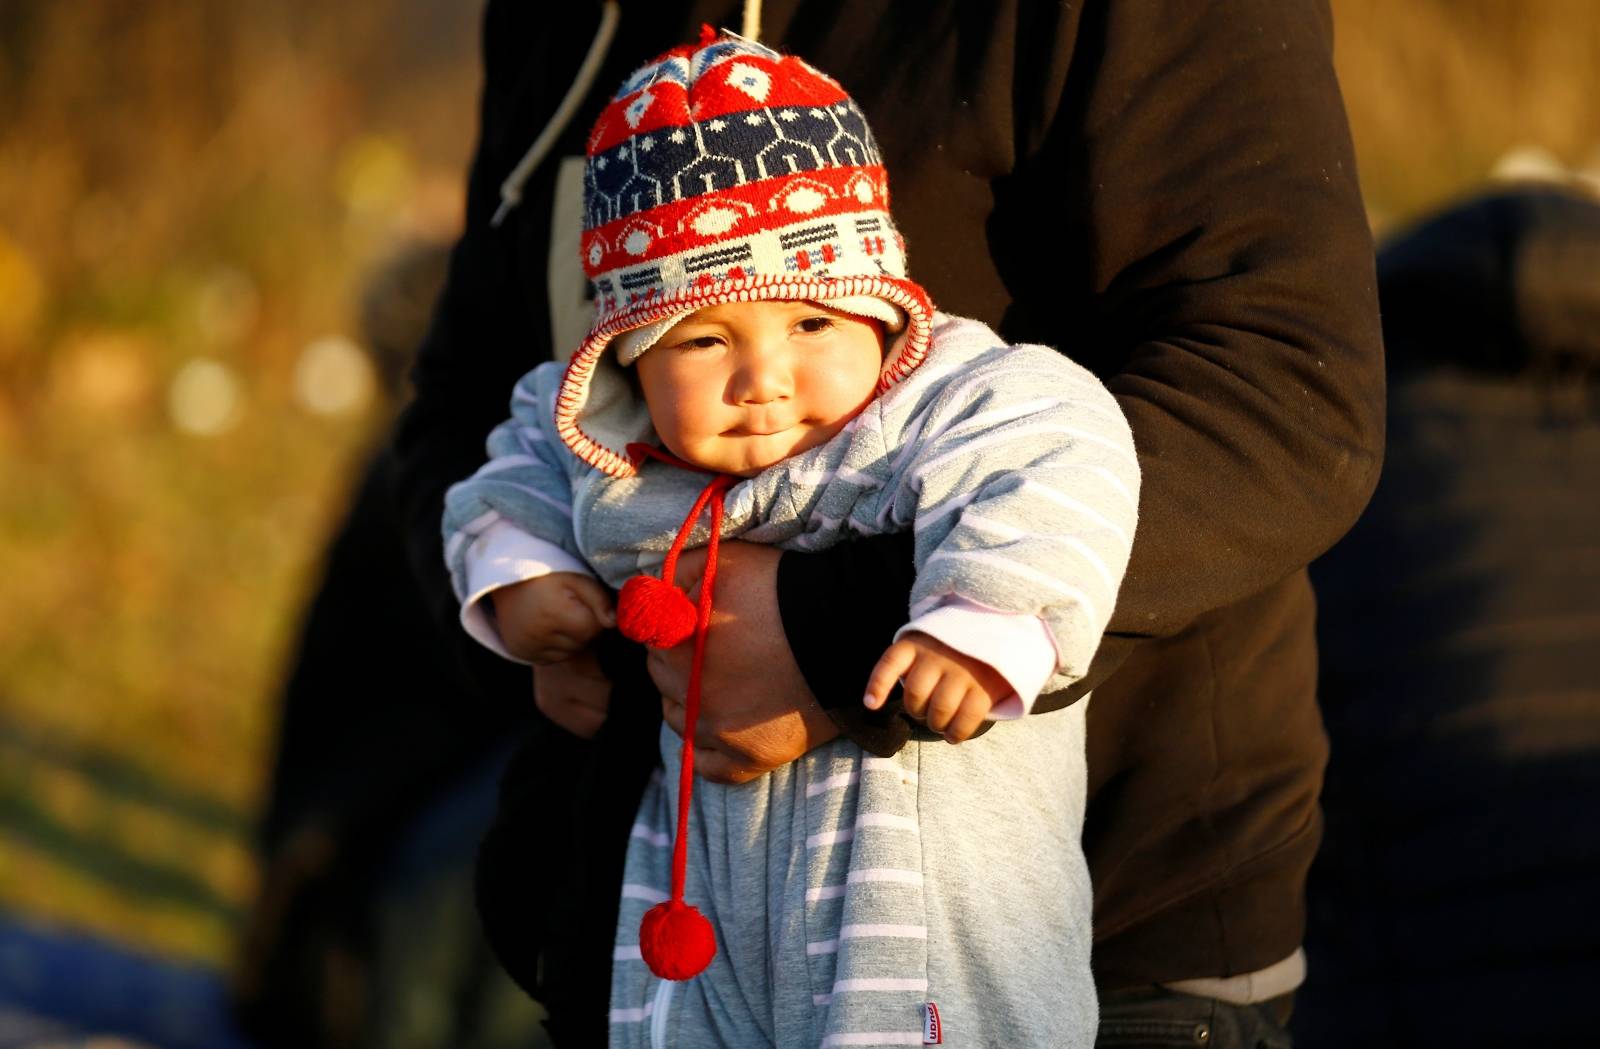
727,422 -> 794,437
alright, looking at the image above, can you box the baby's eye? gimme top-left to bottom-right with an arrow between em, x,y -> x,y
671,335 -> 723,351
795,316 -> 836,335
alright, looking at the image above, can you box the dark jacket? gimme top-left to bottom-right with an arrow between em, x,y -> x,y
391,0 -> 1384,1032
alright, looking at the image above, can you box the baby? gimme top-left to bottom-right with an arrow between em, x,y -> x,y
444,31 -> 1137,1048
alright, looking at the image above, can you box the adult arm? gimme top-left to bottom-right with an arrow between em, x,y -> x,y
782,0 -> 1384,720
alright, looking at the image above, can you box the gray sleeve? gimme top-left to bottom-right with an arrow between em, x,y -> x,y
901,346 -> 1141,689
440,361 -> 584,602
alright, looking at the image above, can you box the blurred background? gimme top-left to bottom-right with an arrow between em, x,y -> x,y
0,1 -> 1596,1046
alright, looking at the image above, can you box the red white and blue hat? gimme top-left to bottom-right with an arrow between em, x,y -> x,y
555,27 -> 934,477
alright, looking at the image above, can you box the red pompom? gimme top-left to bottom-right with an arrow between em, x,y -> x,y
617,575 -> 696,648
639,900 -> 716,980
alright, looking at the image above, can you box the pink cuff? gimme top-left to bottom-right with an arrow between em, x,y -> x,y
895,598 -> 1059,718
460,520 -> 592,662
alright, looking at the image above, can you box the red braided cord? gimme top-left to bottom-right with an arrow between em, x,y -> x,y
627,442 -> 719,592
670,474 -> 731,902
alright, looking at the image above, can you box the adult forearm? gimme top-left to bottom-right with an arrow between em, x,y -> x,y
1065,0 -> 1386,638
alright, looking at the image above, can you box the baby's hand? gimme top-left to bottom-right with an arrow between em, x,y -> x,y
490,572 -> 616,665
864,631 -> 1011,743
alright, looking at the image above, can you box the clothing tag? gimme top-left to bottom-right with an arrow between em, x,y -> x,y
921,1001 -> 943,1044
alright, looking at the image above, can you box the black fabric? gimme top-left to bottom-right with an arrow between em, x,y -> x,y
236,446 -> 532,1046
475,632 -> 660,1047
777,530 -> 919,756
391,0 -> 1385,1027
1295,189 -> 1600,1047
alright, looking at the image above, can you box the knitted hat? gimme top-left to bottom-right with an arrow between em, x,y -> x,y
554,26 -> 934,477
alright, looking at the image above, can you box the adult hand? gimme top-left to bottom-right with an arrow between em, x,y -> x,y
649,541 -> 838,783
532,646 -> 612,739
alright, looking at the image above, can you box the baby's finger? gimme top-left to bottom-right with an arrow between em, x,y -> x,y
942,693 -> 991,744
898,656 -> 945,720
864,642 -> 917,710
542,589 -> 605,639
565,574 -> 617,629
923,675 -> 969,734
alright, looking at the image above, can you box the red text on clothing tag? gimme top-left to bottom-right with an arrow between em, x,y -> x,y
921,1001 -> 943,1044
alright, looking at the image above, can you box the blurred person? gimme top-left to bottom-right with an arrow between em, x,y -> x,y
233,241 -> 544,1049
1298,186 -> 1600,1046
393,2 -> 1384,1045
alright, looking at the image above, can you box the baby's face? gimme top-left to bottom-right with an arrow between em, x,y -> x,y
633,300 -> 885,477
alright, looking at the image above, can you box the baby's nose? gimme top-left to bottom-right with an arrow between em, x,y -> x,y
733,354 -> 793,403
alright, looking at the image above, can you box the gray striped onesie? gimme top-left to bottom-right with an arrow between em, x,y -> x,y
444,314 -> 1140,1047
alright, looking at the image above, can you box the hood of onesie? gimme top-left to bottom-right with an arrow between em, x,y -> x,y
554,27 -> 935,478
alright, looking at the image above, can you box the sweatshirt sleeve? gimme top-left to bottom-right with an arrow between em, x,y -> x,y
894,345 -> 1140,697
441,362 -> 586,608
1030,0 -> 1386,665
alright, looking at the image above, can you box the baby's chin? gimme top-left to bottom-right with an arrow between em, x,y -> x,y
675,429 -> 826,477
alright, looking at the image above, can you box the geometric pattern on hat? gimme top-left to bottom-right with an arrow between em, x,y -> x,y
556,27 -> 935,478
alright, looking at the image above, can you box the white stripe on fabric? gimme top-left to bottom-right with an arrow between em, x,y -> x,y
807,868 -> 923,901
840,923 -> 927,940
906,359 -> 1078,452
1081,461 -> 1138,508
807,828 -> 854,849
913,421 -> 1138,480
806,938 -> 839,955
960,514 -> 1120,593
937,396 -> 1067,443
807,511 -> 846,532
461,509 -> 501,535
806,884 -> 847,902
861,757 -> 915,783
630,823 -> 670,847
788,465 -> 839,488
1014,479 -> 1134,546
609,1002 -> 653,1023
613,945 -> 642,961
819,1032 -> 926,1046
924,548 -> 1101,624
833,977 -> 929,993
806,770 -> 860,797
806,810 -> 918,849
833,464 -> 879,489
621,883 -> 669,904
857,812 -> 918,832
912,487 -> 981,531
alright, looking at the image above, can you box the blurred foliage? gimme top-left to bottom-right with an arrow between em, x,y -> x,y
1332,0 -> 1600,227
0,0 -> 1596,968
0,0 -> 479,963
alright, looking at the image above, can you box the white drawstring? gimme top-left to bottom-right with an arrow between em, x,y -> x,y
491,0 -> 622,227
491,0 -> 767,228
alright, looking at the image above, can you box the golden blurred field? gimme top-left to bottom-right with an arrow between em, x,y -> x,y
0,0 -> 1596,967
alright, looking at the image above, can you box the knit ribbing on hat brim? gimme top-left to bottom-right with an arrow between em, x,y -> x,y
554,274 -> 935,478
